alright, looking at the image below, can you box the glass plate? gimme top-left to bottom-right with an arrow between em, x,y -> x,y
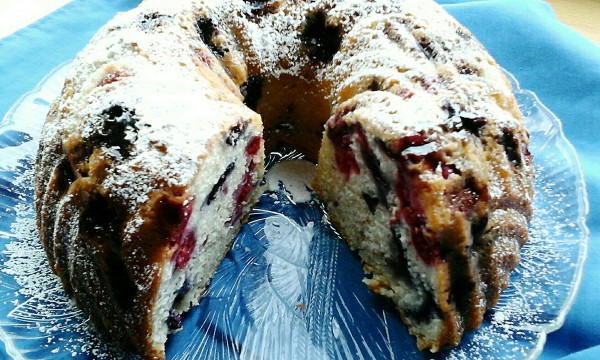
0,63 -> 589,360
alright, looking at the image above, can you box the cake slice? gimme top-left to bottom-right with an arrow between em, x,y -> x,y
34,6 -> 264,358
314,86 -> 533,350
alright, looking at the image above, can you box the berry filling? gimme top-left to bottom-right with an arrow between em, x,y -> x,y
449,177 -> 481,214
167,309 -> 182,331
326,107 -> 360,180
498,128 -> 522,166
328,118 -> 484,267
460,116 -> 486,136
301,9 -> 343,62
196,18 -> 225,57
385,135 -> 444,266
205,162 -> 235,205
170,198 -> 196,270
98,70 -> 130,86
230,135 -> 262,223
88,104 -> 139,158
393,161 -> 440,266
245,135 -> 262,157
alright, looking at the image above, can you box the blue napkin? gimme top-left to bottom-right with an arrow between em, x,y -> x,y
1,0 -> 598,359
0,0 -> 141,120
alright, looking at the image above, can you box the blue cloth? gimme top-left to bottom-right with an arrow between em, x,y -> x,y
0,0 -> 598,358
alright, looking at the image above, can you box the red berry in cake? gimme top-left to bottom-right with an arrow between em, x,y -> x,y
245,135 -> 262,156
169,199 -> 196,270
166,309 -> 182,331
326,110 -> 361,179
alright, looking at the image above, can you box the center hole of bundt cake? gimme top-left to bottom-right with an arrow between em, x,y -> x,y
242,74 -> 332,161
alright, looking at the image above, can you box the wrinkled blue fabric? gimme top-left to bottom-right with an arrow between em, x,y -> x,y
1,0 -> 598,358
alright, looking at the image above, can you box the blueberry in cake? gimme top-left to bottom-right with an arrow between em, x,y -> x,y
34,0 -> 533,358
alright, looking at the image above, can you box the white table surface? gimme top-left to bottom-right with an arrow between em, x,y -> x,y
0,0 -> 72,38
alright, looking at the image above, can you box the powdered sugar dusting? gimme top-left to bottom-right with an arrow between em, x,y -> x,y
0,0 -> 586,358
0,60 -> 589,359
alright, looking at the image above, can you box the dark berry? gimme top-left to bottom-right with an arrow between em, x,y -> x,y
179,279 -> 191,294
498,129 -> 522,166
139,12 -> 169,32
460,116 -> 486,136
404,291 -> 442,324
196,18 -> 225,57
368,80 -> 381,91
389,226 -> 413,283
205,162 -> 235,205
442,100 -> 458,119
89,105 -> 138,157
417,40 -> 435,60
457,63 -> 479,76
245,135 -> 262,156
357,133 -> 390,207
167,309 -> 182,331
226,123 -> 245,146
169,199 -> 196,270
301,10 -> 343,62
362,192 -> 379,214
240,76 -> 264,111
326,112 -> 360,180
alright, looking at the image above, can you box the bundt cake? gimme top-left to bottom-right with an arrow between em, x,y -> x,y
34,0 -> 534,358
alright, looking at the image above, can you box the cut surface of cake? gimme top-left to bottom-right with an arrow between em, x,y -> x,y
34,0 -> 534,358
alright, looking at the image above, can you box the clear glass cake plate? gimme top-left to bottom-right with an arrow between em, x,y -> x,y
0,62 -> 589,359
